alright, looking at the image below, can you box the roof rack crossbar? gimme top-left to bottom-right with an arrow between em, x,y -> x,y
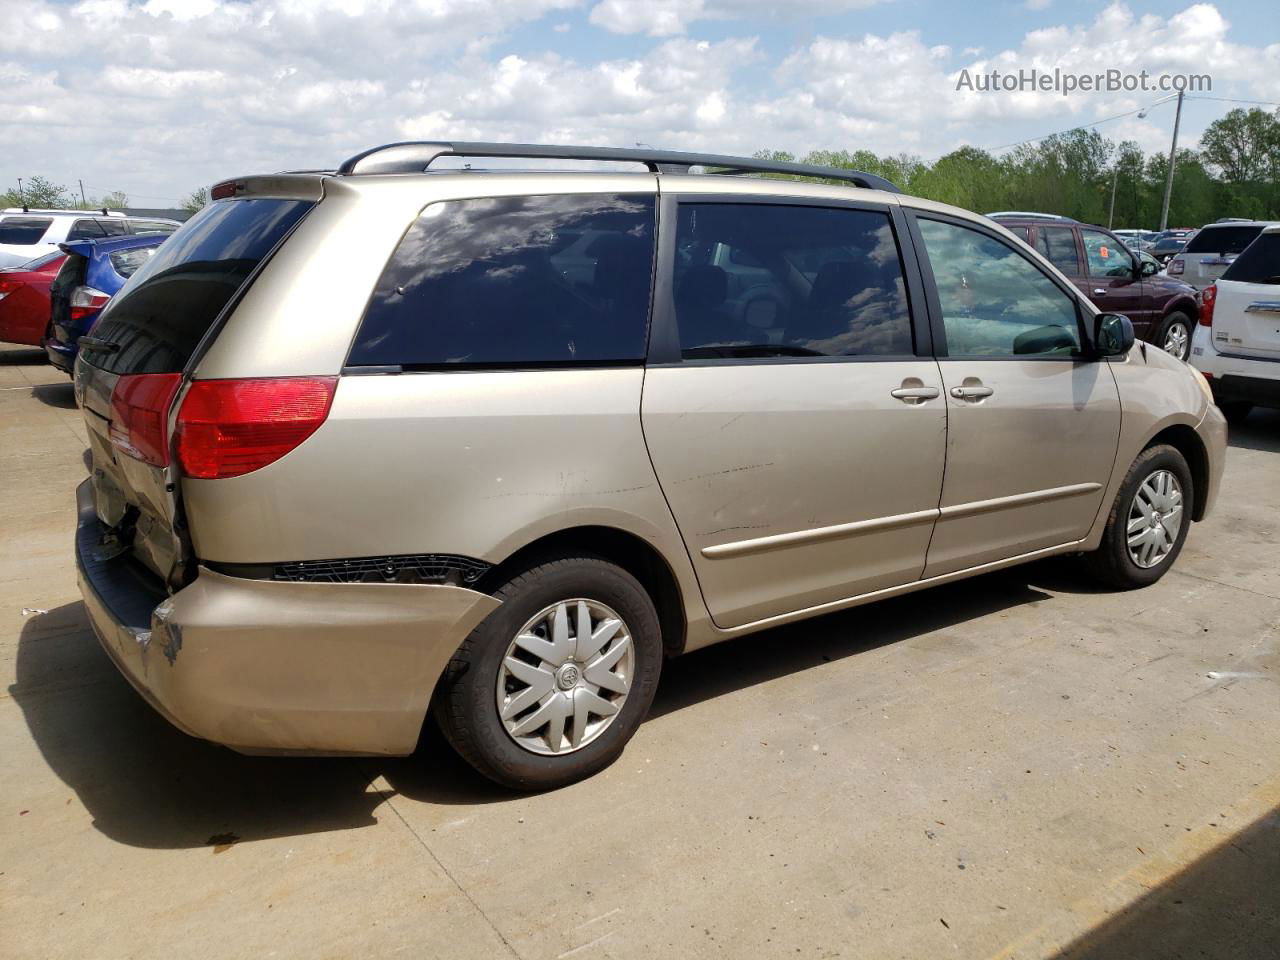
336,141 -> 900,193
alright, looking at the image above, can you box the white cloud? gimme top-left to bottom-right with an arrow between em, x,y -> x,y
0,0 -> 1276,204
589,0 -> 885,37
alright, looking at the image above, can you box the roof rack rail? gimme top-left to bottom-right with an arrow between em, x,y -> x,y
336,141 -> 900,193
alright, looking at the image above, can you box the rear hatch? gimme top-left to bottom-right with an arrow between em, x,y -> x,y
48,245 -> 90,346
1176,225 -> 1266,288
74,193 -> 316,589
1210,230 -> 1280,361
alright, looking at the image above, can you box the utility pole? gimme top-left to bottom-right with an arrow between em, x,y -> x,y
1108,165 -> 1119,229
1158,89 -> 1184,231
78,179 -> 87,207
16,177 -> 23,209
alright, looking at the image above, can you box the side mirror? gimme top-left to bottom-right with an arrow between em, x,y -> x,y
1139,259 -> 1160,278
1094,313 -> 1135,357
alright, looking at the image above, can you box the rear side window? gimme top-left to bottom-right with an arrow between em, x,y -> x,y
1034,227 -> 1081,274
350,194 -> 655,368
671,203 -> 912,359
87,198 -> 313,374
68,219 -> 128,240
0,217 -> 53,244
1184,226 -> 1263,255
1222,234 -> 1280,284
109,246 -> 157,278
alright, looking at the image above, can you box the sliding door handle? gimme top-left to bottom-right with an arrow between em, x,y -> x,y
950,385 -> 994,401
890,385 -> 940,404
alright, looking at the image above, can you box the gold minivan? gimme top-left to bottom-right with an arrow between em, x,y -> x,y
73,143 -> 1226,789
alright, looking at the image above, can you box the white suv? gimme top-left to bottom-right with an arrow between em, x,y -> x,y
1190,224 -> 1280,422
1168,220 -> 1280,290
0,209 -> 180,268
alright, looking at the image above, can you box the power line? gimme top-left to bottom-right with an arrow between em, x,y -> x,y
986,94 -> 1179,153
80,183 -> 187,204
1185,95 -> 1280,107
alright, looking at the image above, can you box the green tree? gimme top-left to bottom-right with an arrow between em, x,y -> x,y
1199,108 -> 1280,184
181,186 -> 209,213
2,175 -> 73,209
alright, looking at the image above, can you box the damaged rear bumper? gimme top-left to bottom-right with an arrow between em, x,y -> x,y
74,479 -> 501,756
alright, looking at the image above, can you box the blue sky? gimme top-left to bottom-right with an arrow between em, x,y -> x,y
2,0 -> 1277,204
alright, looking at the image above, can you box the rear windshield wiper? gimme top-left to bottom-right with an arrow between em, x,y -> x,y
77,336 -> 120,354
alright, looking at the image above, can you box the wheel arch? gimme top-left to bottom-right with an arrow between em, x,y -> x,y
1161,296 -> 1198,324
478,525 -> 689,657
1145,423 -> 1210,521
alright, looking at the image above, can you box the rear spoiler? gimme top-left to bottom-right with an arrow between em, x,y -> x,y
208,175 -> 326,202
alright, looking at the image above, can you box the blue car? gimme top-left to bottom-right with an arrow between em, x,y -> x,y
46,233 -> 167,374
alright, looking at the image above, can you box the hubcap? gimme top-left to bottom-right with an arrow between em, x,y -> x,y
496,598 -> 634,756
1126,469 -> 1184,569
1163,322 -> 1189,361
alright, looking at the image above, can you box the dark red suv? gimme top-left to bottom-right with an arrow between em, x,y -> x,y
991,215 -> 1200,361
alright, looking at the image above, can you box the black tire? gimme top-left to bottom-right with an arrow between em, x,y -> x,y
1156,311 -> 1193,361
1082,444 -> 1193,590
1219,401 -> 1252,426
434,556 -> 662,790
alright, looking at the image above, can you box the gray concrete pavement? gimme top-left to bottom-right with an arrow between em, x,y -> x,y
2,342 -> 1277,959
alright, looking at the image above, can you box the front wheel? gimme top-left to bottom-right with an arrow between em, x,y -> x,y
434,556 -> 662,790
1082,444 -> 1193,589
1157,312 -> 1192,362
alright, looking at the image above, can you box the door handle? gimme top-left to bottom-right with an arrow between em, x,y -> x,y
890,386 -> 940,403
1093,288 -> 1108,295
950,385 -> 994,401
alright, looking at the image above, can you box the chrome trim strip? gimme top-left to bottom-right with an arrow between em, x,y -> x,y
700,508 -> 939,559
710,538 -> 1087,639
937,481 -> 1102,520
1244,301 -> 1280,314
700,482 -> 1101,560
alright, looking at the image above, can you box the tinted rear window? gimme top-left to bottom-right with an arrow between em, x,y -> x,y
1222,234 -> 1280,284
87,198 -> 312,374
0,217 -> 52,244
17,250 -> 65,270
68,219 -> 128,240
1184,226 -> 1264,255
349,194 -> 655,369
129,220 -> 179,236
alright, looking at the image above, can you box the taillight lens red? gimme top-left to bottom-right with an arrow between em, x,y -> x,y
109,373 -> 183,467
175,377 -> 337,480
69,285 -> 111,322
0,278 -> 22,301
1199,284 -> 1216,327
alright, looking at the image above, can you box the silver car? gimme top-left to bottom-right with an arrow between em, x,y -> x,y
73,142 -> 1227,789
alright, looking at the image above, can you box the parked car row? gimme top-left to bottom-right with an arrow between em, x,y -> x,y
0,221 -> 171,370
0,208 -> 178,268
69,142 -> 1227,790
989,213 -> 1200,360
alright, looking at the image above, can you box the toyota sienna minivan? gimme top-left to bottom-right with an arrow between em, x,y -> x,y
73,142 -> 1227,789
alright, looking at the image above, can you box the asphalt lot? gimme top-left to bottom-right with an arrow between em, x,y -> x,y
2,342 -> 1278,960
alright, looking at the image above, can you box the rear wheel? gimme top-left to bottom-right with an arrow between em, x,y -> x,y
1157,311 -> 1192,362
435,556 -> 662,790
1082,444 -> 1193,589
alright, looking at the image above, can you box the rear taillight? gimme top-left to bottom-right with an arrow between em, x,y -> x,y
1199,284 -> 1216,327
69,285 -> 111,322
1168,258 -> 1184,275
0,279 -> 21,301
175,377 -> 337,480
109,373 -> 183,467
